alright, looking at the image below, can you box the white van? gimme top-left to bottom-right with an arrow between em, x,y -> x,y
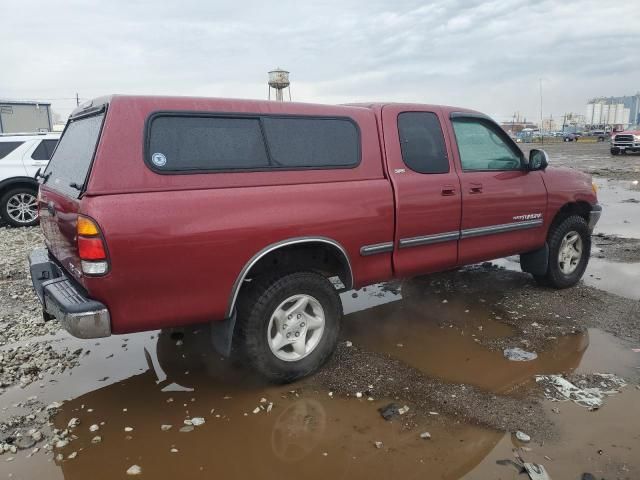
0,132 -> 60,226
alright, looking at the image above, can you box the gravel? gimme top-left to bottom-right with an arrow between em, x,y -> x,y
593,233 -> 640,263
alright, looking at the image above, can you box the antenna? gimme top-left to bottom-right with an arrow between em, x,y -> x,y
268,68 -> 291,102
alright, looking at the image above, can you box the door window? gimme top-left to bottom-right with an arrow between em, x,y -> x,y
452,118 -> 522,171
397,112 -> 449,174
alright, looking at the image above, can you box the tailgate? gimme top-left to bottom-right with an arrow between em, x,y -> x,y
38,111 -> 105,284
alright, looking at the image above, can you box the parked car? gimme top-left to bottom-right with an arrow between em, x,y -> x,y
589,130 -> 607,142
0,132 -> 60,226
563,132 -> 581,142
28,95 -> 601,382
610,126 -> 640,155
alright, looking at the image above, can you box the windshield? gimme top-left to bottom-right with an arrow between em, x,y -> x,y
43,113 -> 104,198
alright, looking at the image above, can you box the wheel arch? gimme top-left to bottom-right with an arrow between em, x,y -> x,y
226,237 -> 354,318
549,200 -> 591,229
0,176 -> 39,198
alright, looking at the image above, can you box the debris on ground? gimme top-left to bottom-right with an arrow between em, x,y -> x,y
515,431 -> 531,443
504,347 -> 538,362
419,432 -> 431,440
374,441 -> 383,449
523,462 -> 551,480
536,373 -> 627,409
126,464 -> 142,475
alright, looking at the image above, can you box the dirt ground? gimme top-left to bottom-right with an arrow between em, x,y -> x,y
0,141 -> 638,479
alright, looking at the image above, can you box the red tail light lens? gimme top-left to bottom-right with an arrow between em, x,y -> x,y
78,236 -> 107,260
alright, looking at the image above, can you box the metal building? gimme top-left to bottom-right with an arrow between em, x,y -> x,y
0,100 -> 53,134
586,94 -> 640,130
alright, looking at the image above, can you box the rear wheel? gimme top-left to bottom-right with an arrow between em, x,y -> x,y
0,187 -> 39,227
236,271 -> 342,383
534,215 -> 591,288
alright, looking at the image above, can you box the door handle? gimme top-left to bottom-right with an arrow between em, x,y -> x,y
469,183 -> 483,194
441,185 -> 456,196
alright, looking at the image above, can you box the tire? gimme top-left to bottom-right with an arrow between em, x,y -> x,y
236,271 -> 342,383
0,187 -> 39,227
610,149 -> 618,156
533,215 -> 591,289
564,137 -> 570,142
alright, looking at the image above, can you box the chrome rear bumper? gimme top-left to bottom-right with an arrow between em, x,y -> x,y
29,248 -> 111,338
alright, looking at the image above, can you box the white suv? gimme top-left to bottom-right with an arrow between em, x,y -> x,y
0,133 -> 60,227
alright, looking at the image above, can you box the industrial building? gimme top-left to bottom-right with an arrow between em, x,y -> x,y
586,94 -> 640,130
0,100 -> 53,134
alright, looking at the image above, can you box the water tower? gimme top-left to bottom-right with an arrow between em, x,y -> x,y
268,68 -> 291,101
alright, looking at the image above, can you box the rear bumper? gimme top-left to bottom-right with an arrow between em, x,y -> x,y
588,204 -> 602,231
29,248 -> 111,339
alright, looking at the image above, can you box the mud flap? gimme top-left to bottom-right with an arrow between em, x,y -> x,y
519,243 -> 549,276
210,310 -> 237,357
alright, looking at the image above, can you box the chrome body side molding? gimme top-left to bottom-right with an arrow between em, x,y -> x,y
460,219 -> 543,239
360,242 -> 394,256
398,231 -> 460,248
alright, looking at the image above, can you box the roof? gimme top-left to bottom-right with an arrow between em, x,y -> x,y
70,94 -> 481,119
0,132 -> 60,141
0,100 -> 52,106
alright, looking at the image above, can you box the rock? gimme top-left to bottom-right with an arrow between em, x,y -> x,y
420,432 -> 431,440
89,424 -> 99,432
374,441 -> 383,449
67,418 -> 80,429
161,425 -> 172,431
91,436 -> 102,444
15,436 -> 36,450
252,407 -> 261,414
515,431 -> 531,443
126,465 -> 142,475
170,448 -> 179,453
355,392 -> 363,398
179,426 -> 194,433
345,341 -> 353,347
191,417 -> 205,426
398,405 -> 410,415
55,439 -> 68,449
378,403 -> 401,421
68,451 -> 77,459
124,427 -> 133,432
31,431 -> 43,442
504,348 -> 538,362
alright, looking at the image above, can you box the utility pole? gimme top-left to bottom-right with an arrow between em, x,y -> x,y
539,78 -> 544,145
76,93 -> 80,107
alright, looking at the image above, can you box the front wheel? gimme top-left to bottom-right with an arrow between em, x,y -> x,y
236,271 -> 342,383
534,215 -> 591,288
610,149 -> 619,156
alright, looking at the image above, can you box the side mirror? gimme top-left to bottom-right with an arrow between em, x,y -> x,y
529,149 -> 549,171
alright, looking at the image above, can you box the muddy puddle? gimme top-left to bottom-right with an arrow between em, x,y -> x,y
342,288 -> 589,394
2,278 -> 638,480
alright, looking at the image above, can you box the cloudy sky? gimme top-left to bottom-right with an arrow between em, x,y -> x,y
1,0 -> 639,123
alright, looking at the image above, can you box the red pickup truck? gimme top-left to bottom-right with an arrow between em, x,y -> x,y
29,95 -> 601,382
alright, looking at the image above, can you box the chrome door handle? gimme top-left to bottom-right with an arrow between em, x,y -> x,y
469,183 -> 483,194
441,186 -> 456,196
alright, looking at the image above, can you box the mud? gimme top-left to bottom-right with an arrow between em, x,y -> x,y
0,142 -> 639,479
593,234 -> 640,263
520,141 -> 640,181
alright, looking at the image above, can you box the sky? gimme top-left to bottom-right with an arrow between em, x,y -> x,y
1,0 -> 639,124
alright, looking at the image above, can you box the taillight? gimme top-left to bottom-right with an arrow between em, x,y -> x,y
77,216 -> 109,275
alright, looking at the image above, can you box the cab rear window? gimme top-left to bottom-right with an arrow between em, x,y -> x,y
146,114 -> 360,173
43,113 -> 104,198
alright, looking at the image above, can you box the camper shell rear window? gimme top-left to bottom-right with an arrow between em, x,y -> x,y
145,112 -> 361,173
42,112 -> 104,198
